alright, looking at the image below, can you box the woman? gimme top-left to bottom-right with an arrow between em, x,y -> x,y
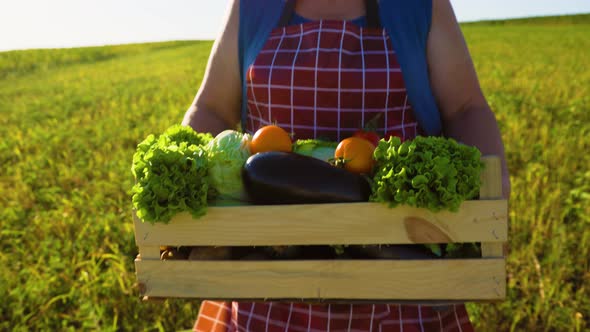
183,0 -> 510,330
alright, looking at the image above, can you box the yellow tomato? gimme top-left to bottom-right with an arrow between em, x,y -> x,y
250,125 -> 292,154
334,137 -> 376,174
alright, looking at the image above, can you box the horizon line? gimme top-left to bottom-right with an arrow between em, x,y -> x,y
1,12 -> 588,53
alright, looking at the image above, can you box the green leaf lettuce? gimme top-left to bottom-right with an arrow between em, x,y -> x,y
371,136 -> 483,212
131,125 -> 211,223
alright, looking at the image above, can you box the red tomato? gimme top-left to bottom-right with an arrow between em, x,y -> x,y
353,130 -> 380,147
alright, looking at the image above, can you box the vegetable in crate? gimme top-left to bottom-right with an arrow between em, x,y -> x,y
242,151 -> 371,204
292,139 -> 337,162
371,136 -> 483,212
132,125 -> 212,180
131,125 -> 212,224
352,129 -> 380,147
206,130 -> 251,202
352,113 -> 382,147
160,124 -> 214,147
250,125 -> 292,154
333,136 -> 376,174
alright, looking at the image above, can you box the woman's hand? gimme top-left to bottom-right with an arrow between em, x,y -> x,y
427,0 -> 510,199
182,0 -> 242,136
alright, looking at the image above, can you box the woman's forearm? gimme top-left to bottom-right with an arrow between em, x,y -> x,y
442,106 -> 511,199
181,104 -> 235,137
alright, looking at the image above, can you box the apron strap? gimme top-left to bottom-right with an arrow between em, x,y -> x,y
365,0 -> 381,29
277,0 -> 297,27
277,0 -> 381,28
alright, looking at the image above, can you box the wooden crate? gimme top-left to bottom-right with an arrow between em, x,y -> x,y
134,156 -> 507,302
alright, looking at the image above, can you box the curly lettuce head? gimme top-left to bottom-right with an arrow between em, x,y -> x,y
132,125 -> 212,181
371,136 -> 483,212
132,141 -> 209,223
131,125 -> 212,223
162,124 -> 213,147
206,130 -> 251,201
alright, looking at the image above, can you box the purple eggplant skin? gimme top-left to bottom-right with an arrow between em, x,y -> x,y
242,151 -> 372,205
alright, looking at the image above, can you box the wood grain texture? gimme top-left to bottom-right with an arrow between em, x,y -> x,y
479,156 -> 503,201
480,156 -> 506,259
133,212 -> 161,259
135,259 -> 506,301
138,246 -> 160,260
134,200 -> 508,246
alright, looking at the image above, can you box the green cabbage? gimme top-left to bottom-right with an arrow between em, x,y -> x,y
292,139 -> 338,162
131,125 -> 212,224
371,136 -> 483,212
206,130 -> 251,201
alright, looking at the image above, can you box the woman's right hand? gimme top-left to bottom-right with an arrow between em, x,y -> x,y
182,0 -> 242,135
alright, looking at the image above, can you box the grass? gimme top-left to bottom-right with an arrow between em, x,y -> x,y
1,15 -> 589,331
463,13 -> 590,26
460,21 -> 590,331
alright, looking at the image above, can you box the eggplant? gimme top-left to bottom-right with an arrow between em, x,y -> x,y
242,152 -> 371,204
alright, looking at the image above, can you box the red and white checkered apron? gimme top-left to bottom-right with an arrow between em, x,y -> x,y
195,19 -> 473,332
244,19 -> 421,141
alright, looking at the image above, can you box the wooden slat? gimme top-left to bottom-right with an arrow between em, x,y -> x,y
134,200 -> 507,246
479,156 -> 503,201
133,211 -> 161,260
479,156 -> 505,259
136,259 -> 506,301
481,243 -> 504,257
138,246 -> 160,260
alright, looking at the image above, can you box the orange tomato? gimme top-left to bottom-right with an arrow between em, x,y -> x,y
250,125 -> 293,154
334,137 -> 376,174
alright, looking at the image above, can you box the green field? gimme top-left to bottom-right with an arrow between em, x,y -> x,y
1,14 -> 589,331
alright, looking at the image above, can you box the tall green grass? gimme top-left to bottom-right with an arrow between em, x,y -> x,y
0,40 -> 211,331
462,22 -> 590,331
1,16 -> 589,331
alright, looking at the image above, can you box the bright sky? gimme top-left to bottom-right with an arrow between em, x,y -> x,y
1,0 -> 589,52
